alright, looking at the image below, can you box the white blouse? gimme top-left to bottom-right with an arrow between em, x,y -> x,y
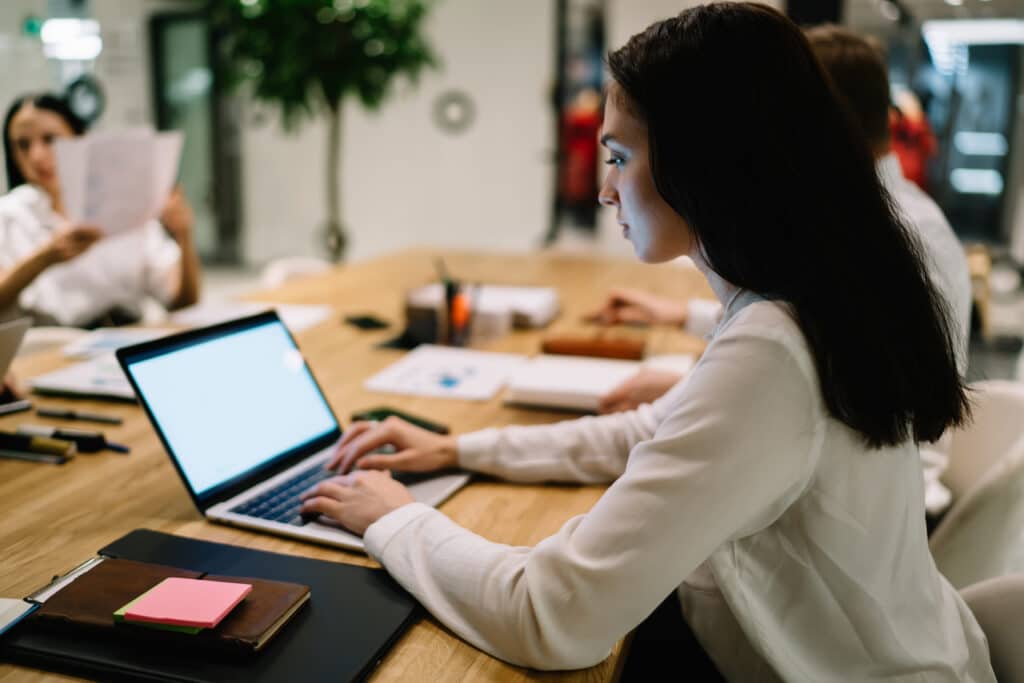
681,156 -> 971,515
364,288 -> 993,681
0,184 -> 180,326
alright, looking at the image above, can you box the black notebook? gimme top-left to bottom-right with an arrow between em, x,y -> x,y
1,529 -> 420,682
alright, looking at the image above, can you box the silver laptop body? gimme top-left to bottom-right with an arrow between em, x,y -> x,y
116,311 -> 470,553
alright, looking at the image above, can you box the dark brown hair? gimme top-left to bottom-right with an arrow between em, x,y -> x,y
805,24 -> 891,150
4,92 -> 87,190
607,3 -> 967,447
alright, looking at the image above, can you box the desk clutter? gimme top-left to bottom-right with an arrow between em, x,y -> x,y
399,282 -> 561,348
0,424 -> 128,464
1,529 -> 418,682
365,344 -> 696,411
33,558 -> 305,653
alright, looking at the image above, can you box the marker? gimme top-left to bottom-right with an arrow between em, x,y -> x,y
0,431 -> 76,457
17,425 -> 129,454
35,408 -> 123,425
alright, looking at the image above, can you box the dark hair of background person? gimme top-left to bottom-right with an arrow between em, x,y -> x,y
805,24 -> 891,152
3,92 -> 87,190
606,2 -> 968,448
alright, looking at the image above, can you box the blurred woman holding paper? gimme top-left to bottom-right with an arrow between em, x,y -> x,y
0,92 -> 200,327
300,5 -> 993,681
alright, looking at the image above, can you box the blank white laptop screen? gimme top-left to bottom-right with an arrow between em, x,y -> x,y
124,320 -> 337,496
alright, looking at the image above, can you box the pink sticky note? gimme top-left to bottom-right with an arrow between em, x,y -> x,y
124,578 -> 252,629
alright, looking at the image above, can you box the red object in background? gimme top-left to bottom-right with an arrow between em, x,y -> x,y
890,110 -> 937,192
559,93 -> 602,205
560,108 -> 601,202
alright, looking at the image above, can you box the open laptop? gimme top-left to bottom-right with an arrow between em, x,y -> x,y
116,311 -> 471,552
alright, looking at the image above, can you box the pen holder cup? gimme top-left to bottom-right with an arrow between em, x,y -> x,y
403,297 -> 511,347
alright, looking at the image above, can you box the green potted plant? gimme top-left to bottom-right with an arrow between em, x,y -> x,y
209,0 -> 437,261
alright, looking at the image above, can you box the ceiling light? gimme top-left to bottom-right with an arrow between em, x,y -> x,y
923,19 -> 1024,46
40,17 -> 102,61
950,168 -> 1003,195
954,132 -> 1008,157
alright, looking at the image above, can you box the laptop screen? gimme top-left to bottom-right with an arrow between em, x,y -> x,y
120,315 -> 339,499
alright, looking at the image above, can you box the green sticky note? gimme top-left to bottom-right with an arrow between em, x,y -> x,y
113,587 -> 203,635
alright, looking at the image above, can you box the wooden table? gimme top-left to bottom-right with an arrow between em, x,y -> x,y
0,248 -> 711,682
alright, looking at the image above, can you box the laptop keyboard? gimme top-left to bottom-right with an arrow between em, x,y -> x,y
231,465 -> 333,526
230,463 -> 442,526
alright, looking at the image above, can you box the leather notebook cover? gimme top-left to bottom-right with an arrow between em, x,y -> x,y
541,335 -> 646,360
32,558 -> 309,653
1,529 -> 419,682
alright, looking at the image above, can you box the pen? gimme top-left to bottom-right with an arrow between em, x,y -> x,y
434,257 -> 458,345
17,425 -> 130,454
0,448 -> 70,465
0,399 -> 32,416
0,431 -> 77,457
36,407 -> 123,425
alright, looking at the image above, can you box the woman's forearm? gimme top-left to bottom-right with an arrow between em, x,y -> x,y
169,232 -> 201,310
0,246 -> 55,311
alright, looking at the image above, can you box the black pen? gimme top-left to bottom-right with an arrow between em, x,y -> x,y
36,408 -> 123,425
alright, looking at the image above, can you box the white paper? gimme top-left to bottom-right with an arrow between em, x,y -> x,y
505,356 -> 642,412
62,328 -> 175,359
504,353 -> 697,413
169,302 -> 332,334
0,598 -> 38,637
30,354 -> 135,400
365,345 -> 527,401
55,129 -> 183,235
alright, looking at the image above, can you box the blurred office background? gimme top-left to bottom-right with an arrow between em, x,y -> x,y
1,0 -> 1023,374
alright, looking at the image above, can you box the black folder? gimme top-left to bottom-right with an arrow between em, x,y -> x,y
1,529 -> 420,682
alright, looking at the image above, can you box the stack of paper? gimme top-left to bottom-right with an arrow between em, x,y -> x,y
504,353 -> 697,412
56,129 -> 183,235
30,353 -> 134,401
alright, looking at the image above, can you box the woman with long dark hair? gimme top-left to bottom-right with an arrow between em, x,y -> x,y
299,5 -> 993,679
0,93 -> 200,327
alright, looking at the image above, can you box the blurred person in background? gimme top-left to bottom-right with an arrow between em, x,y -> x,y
0,92 -> 201,328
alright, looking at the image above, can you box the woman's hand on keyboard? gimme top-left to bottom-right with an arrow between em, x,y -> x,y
299,470 -> 414,535
327,416 -> 459,475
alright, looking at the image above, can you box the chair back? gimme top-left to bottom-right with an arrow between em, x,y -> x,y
943,380 -> 1024,500
961,575 -> 1024,682
931,442 -> 1024,589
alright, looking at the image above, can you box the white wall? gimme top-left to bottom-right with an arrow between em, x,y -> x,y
0,0 -> 188,191
241,0 -> 557,265
2,0 -> 783,267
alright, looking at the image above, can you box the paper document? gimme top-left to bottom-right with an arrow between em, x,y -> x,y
55,129 -> 184,235
169,302 -> 332,334
63,328 -> 174,360
31,354 -> 135,401
0,599 -> 38,638
365,345 -> 527,401
504,353 -> 696,412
